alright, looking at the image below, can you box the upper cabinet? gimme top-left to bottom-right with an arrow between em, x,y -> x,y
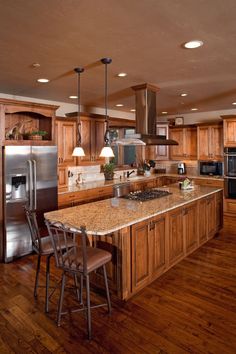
222,116 -> 236,147
79,115 -> 105,164
197,123 -> 223,160
147,124 -> 169,160
55,118 -> 77,166
169,126 -> 197,160
0,98 -> 58,145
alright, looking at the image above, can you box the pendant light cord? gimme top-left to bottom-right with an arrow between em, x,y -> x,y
77,71 -> 81,145
74,67 -> 84,146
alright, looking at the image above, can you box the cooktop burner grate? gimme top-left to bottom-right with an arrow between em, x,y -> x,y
122,189 -> 172,202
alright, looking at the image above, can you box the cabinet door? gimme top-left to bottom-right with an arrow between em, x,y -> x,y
211,126 -> 223,159
93,119 -> 105,162
198,126 -> 210,160
55,120 -> 76,166
206,195 -> 216,238
168,208 -> 184,265
199,198 -> 207,244
184,128 -> 197,159
223,119 -> 236,147
170,129 -> 184,160
131,220 -> 151,292
58,166 -> 68,189
150,216 -> 166,276
147,124 -> 169,160
80,117 -> 92,162
184,202 -> 198,254
216,191 -> 223,232
61,121 -> 77,165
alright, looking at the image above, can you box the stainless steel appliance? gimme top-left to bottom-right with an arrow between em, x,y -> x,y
199,161 -> 223,176
224,147 -> 236,198
178,162 -> 186,175
3,145 -> 58,262
122,189 -> 172,201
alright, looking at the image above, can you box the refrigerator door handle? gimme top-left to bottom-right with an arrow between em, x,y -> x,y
27,159 -> 33,210
32,159 -> 37,210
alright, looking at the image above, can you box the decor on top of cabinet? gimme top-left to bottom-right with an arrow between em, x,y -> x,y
27,130 -> 48,140
72,67 -> 86,157
5,119 -> 32,140
102,161 -> 115,180
99,58 -> 114,158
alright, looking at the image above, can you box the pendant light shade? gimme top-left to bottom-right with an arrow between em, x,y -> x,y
99,58 -> 114,158
72,67 -> 85,157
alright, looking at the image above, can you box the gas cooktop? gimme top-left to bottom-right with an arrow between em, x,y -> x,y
122,189 -> 172,202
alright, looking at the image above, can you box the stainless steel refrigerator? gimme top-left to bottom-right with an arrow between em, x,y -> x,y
3,145 -> 58,262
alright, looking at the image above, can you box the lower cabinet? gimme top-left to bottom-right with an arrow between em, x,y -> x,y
131,214 -> 166,293
58,186 -> 113,209
184,202 -> 198,254
168,207 -> 184,265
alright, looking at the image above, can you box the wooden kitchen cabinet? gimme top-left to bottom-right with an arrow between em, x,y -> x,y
80,115 -> 105,164
168,207 -> 184,265
184,202 -> 198,254
55,118 -> 77,189
193,178 -> 224,188
131,219 -> 151,292
169,126 -> 197,160
55,118 -> 77,166
222,115 -> 236,147
197,123 -> 223,160
216,191 -> 223,232
147,124 -> 169,160
58,166 -> 68,189
149,215 -> 166,277
58,185 -> 113,209
131,214 -> 166,293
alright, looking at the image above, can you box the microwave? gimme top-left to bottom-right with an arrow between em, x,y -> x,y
199,161 -> 223,176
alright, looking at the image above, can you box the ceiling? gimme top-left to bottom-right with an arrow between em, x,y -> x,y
1,0 -> 236,117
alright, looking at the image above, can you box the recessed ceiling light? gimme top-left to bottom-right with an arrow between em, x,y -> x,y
32,62 -> 40,68
161,111 -> 168,114
69,95 -> 78,99
184,40 -> 204,49
130,109 -> 136,112
116,104 -> 124,107
191,108 -> 198,111
37,78 -> 49,83
117,73 -> 127,77
232,102 -> 236,105
180,93 -> 188,97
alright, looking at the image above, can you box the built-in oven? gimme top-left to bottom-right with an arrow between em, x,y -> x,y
199,161 -> 223,176
224,147 -> 236,198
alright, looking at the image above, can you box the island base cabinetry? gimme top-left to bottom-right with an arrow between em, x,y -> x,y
90,191 -> 222,300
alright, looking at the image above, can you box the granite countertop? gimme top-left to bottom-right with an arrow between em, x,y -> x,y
46,184 -> 222,235
58,173 -> 224,194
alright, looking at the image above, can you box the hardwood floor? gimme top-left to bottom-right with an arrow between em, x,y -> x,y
0,230 -> 235,354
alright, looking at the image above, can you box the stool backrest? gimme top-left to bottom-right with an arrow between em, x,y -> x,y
45,220 -> 88,274
24,207 -> 41,253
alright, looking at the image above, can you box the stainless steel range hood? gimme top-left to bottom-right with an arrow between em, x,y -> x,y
113,83 -> 178,146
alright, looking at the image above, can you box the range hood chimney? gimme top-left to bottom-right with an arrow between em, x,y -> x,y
114,83 -> 178,146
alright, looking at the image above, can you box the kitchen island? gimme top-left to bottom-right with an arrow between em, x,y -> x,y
45,184 -> 223,300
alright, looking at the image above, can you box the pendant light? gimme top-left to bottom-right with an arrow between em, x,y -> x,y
72,67 -> 85,157
99,58 -> 115,158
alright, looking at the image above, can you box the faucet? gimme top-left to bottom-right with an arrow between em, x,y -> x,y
127,170 -> 135,178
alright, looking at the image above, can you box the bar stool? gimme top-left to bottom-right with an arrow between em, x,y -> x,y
24,207 -> 77,313
45,219 -> 112,340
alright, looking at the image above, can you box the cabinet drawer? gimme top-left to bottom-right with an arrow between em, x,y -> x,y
224,199 -> 236,214
193,178 -> 223,188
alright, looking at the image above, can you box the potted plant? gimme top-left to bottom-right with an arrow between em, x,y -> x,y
27,130 -> 48,140
102,161 -> 115,180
